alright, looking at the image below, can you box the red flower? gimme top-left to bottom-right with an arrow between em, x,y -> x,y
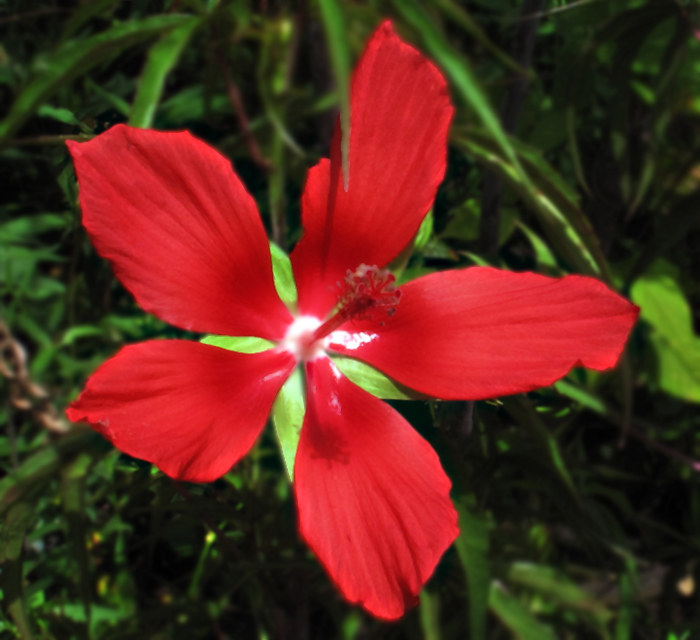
66,22 -> 638,619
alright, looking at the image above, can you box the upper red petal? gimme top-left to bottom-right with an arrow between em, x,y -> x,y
66,341 -> 295,483
67,125 -> 292,340
291,21 -> 453,318
294,357 -> 458,619
327,268 -> 639,400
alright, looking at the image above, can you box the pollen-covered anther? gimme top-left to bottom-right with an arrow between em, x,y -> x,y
337,264 -> 402,322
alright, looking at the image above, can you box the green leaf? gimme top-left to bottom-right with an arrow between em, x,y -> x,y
129,17 -> 202,129
452,129 -> 609,279
271,367 -> 305,480
418,588 -> 441,640
0,214 -> 68,243
393,0 -> 528,187
36,104 -> 80,126
60,325 -> 103,347
331,356 -> 426,400
501,395 -> 579,501
628,191 -> 700,282
0,501 -> 35,640
200,335 -> 274,353
318,0 -> 351,191
508,563 -> 611,625
514,220 -> 561,275
84,78 -> 131,117
0,431 -> 94,518
442,199 -> 517,248
489,581 -> 557,640
61,452 -> 98,625
454,500 -> 490,640
269,241 -> 298,311
554,380 -> 608,415
414,209 -> 434,252
631,260 -> 700,402
615,555 -> 637,640
0,14 -> 190,143
431,0 -> 528,76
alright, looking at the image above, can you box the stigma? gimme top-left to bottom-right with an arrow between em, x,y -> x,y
337,264 -> 401,322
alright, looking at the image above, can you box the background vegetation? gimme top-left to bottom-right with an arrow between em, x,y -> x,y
1,0 -> 700,638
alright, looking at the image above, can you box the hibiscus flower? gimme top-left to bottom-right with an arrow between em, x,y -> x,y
65,22 -> 638,619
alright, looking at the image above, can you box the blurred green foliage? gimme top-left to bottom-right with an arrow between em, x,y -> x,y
1,0 -> 700,638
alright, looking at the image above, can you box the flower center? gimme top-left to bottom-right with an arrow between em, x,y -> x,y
308,264 -> 401,343
279,265 -> 401,362
280,316 -> 328,362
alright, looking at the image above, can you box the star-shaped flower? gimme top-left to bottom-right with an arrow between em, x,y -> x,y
66,22 -> 638,619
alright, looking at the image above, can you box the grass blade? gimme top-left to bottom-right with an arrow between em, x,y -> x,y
0,14 -> 189,144
318,0 -> 351,191
393,0 -> 527,185
129,17 -> 202,129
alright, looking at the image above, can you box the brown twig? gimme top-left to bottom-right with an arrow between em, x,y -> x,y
10,134 -> 95,146
0,7 -> 69,25
623,419 -> 700,473
215,51 -> 272,172
0,321 -> 69,433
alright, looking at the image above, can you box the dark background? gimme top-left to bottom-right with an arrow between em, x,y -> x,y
1,0 -> 700,638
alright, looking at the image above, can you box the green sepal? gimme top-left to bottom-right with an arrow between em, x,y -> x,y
270,241 -> 298,312
271,366 -> 305,480
331,356 -> 428,400
414,209 -> 434,253
200,335 -> 274,353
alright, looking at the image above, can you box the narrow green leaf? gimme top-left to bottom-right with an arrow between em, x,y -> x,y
318,0 -> 351,190
0,14 -> 189,143
129,17 -> 201,129
454,500 -> 490,640
0,213 -> 68,242
331,356 -> 427,400
269,241 -> 298,311
0,431 -> 95,518
271,367 -> 305,480
84,77 -> 132,116
414,209 -> 434,252
200,335 -> 274,353
515,220 -> 561,275
452,130 -> 608,279
628,191 -> 700,282
432,0 -> 528,76
0,501 -> 36,640
393,0 -> 528,186
508,563 -> 611,623
502,395 -> 579,501
554,380 -> 608,415
388,209 -> 435,276
418,588 -> 441,640
60,0 -> 122,42
489,581 -> 557,640
615,555 -> 637,640
36,104 -> 80,126
61,452 -> 97,626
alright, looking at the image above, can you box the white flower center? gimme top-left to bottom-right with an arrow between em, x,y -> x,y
280,316 -> 328,362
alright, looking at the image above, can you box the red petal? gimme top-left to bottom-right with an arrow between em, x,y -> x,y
66,341 -> 295,483
291,22 -> 452,318
294,357 -> 458,619
327,268 -> 639,400
67,125 -> 292,340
